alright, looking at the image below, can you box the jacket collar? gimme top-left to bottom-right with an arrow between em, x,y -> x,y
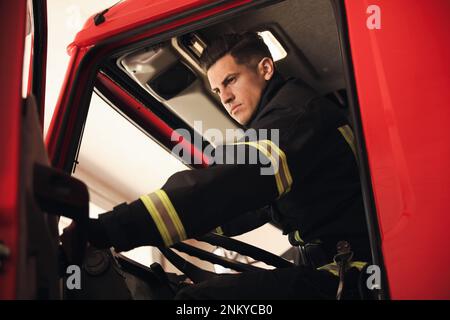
247,71 -> 286,128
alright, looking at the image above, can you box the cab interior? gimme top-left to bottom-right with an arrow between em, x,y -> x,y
114,0 -> 349,146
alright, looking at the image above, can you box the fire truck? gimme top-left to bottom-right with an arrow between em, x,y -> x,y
0,0 -> 449,299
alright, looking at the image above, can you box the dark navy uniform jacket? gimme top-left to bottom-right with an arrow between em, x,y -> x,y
97,72 -> 371,262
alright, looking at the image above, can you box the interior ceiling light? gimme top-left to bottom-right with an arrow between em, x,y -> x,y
258,30 -> 287,62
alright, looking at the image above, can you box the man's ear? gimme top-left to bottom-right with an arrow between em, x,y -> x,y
258,57 -> 275,81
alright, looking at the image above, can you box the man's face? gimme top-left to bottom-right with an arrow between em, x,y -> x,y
207,54 -> 270,125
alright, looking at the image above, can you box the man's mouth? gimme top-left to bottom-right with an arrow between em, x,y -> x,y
230,104 -> 242,115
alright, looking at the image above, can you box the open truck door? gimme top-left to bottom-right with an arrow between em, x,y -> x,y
0,0 -> 90,299
0,0 -> 57,299
339,0 -> 450,299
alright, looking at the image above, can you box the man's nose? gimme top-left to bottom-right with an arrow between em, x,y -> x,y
220,90 -> 234,108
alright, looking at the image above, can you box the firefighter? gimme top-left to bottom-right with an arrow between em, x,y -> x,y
66,32 -> 372,299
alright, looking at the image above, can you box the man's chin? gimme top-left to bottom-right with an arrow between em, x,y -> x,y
232,113 -> 248,126
235,117 -> 247,126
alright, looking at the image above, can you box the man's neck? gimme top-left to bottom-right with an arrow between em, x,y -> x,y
247,71 -> 285,127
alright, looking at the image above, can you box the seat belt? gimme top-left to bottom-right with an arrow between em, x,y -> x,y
334,241 -> 354,300
317,240 -> 367,300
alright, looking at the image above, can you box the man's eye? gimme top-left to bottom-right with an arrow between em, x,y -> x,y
225,76 -> 236,86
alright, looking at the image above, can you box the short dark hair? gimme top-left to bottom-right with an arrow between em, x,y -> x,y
199,32 -> 272,71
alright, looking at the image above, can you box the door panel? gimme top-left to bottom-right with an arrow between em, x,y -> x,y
345,0 -> 450,299
0,0 -> 63,299
0,0 -> 29,300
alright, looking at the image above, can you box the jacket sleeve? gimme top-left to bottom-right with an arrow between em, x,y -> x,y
97,140 -> 292,252
214,207 -> 271,237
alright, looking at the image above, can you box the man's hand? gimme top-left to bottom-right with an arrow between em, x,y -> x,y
60,218 -> 112,264
60,221 -> 87,264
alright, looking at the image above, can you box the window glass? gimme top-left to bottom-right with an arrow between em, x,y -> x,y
65,92 -> 188,266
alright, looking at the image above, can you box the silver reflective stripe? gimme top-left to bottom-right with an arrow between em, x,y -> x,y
140,190 -> 186,246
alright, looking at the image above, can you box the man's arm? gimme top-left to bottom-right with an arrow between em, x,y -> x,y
86,97 -> 348,252
90,142 -> 288,252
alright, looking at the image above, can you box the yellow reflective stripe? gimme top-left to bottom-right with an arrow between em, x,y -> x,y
235,141 -> 283,195
259,140 -> 292,194
140,190 -> 186,247
214,227 -> 224,235
140,194 -> 172,246
318,261 -> 368,277
317,263 -> 339,277
253,140 -> 293,196
294,230 -> 305,245
234,140 -> 292,197
260,140 -> 293,191
338,125 -> 356,158
155,190 -> 187,242
350,261 -> 367,270
246,141 -> 284,196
